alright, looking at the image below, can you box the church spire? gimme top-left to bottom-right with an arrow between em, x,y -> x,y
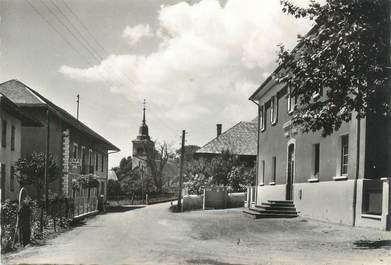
137,99 -> 150,140
142,99 -> 146,124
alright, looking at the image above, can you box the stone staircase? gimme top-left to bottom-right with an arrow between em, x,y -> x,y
243,200 -> 298,219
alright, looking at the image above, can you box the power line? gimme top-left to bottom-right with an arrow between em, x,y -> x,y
27,0 -> 178,136
60,0 -> 108,56
39,0 -> 102,63
25,0 -> 94,66
49,0 -> 103,63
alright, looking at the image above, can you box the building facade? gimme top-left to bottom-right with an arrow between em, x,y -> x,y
248,66 -> 391,230
0,80 -> 120,217
0,94 -> 42,201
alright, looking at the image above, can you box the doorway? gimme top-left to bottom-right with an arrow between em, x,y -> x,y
286,143 -> 295,200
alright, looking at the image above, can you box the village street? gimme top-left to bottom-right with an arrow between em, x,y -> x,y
3,202 -> 391,265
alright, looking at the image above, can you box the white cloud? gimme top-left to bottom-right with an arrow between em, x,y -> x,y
60,0 -> 313,123
122,24 -> 152,46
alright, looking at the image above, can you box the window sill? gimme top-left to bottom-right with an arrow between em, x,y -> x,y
333,176 -> 348,181
259,183 -> 264,186
361,214 -> 381,221
307,178 -> 319,183
269,182 -> 276,185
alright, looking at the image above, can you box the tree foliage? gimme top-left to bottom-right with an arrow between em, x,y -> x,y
184,151 -> 255,194
107,179 -> 122,197
276,0 -> 389,136
15,152 -> 59,200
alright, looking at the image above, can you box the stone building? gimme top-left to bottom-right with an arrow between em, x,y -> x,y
0,79 -> 120,217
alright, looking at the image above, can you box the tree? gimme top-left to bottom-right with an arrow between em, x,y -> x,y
107,179 -> 121,197
276,0 -> 389,136
184,151 -> 256,194
113,156 -> 133,181
15,152 -> 59,201
184,158 -> 213,194
176,145 -> 200,162
227,165 -> 256,192
144,142 -> 174,193
113,157 -> 141,196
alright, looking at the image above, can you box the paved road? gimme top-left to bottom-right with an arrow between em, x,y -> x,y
3,202 -> 391,265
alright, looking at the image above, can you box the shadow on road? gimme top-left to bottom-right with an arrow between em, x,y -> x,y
106,205 -> 145,213
187,259 -> 244,265
353,240 -> 391,250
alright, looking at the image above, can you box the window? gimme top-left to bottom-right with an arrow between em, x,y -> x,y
313,143 -> 320,178
95,153 -> 99,171
261,160 -> 265,185
1,119 -> 7,148
11,125 -> 15,151
270,96 -> 278,125
10,166 -> 15,192
341,135 -> 349,175
89,149 -> 92,165
259,105 -> 266,131
271,156 -> 276,183
81,147 -> 86,167
73,144 -> 78,159
101,154 -> 105,172
1,164 -> 5,201
287,87 -> 297,114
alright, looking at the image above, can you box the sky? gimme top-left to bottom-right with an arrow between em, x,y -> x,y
0,0 -> 314,168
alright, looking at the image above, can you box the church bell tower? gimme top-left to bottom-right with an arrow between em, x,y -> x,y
132,100 -> 155,160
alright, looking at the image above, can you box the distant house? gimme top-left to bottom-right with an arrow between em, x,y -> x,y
195,122 -> 258,167
0,93 -> 42,201
0,79 -> 120,217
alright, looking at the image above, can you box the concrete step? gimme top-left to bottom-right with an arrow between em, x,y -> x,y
242,209 -> 262,219
261,202 -> 296,209
253,206 -> 297,213
268,200 -> 294,205
243,209 -> 298,219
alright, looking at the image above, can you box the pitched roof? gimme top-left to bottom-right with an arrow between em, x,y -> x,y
0,79 -> 120,151
196,121 -> 258,156
0,93 -> 42,127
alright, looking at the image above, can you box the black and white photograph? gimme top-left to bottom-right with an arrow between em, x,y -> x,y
0,0 -> 391,264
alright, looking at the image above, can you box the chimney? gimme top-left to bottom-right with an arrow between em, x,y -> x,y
216,124 -> 222,137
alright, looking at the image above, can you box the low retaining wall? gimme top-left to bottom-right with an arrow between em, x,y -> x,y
183,195 -> 203,211
182,192 -> 246,212
227,192 -> 246,208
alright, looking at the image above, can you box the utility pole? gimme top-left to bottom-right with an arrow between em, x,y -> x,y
177,130 -> 185,211
76,94 -> 80,120
44,109 -> 50,209
41,108 -> 50,233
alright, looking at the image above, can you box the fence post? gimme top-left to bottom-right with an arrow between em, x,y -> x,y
202,189 -> 206,210
382,177 -> 391,230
